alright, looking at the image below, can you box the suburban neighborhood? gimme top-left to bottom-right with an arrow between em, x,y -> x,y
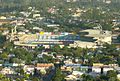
0,0 -> 120,81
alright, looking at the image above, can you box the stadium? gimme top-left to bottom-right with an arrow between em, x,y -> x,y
14,32 -> 81,48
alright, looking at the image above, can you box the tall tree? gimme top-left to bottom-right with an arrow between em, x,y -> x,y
52,68 -> 65,81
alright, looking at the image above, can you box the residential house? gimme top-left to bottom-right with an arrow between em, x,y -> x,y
0,67 -> 15,75
3,63 -> 25,67
33,14 -> 40,18
0,16 -> 6,19
103,66 -> 114,74
23,65 -> 35,74
35,63 -> 54,70
92,63 -> 114,74
92,66 -> 101,74
65,75 -> 78,81
64,59 -> 73,64
72,71 -> 84,76
80,66 -> 90,73
0,19 -> 12,25
61,66 -> 73,72
114,67 -> 120,73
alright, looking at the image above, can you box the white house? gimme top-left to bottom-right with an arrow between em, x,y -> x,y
65,75 -> 78,81
0,67 -> 15,75
33,14 -> 40,18
72,71 -> 84,76
23,65 -> 35,74
92,67 -> 101,74
103,67 -> 114,74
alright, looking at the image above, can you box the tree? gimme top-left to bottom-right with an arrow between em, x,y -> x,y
10,58 -> 22,64
12,48 -> 34,64
72,47 -> 83,58
99,55 -> 115,64
24,74 -> 30,80
52,68 -> 65,81
4,41 -> 14,53
0,33 -> 6,47
62,46 -> 72,58
103,70 -> 119,81
106,70 -> 117,79
35,46 -> 45,53
50,45 -> 61,53
16,78 -> 25,81
0,52 -> 8,60
31,77 -> 40,81
0,74 -> 10,81
81,74 -> 95,81
102,43 -> 119,57
0,74 -> 4,79
117,35 -> 120,43
20,69 -> 24,75
43,54 -> 54,63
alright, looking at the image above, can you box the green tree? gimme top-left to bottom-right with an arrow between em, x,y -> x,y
10,58 -> 22,64
0,52 -> 8,60
117,35 -> 120,43
99,55 -> 115,64
43,55 -> 54,63
72,47 -> 83,58
20,69 -> 24,75
105,70 -> 119,81
35,46 -> 45,52
12,48 -> 34,64
0,33 -> 6,47
52,68 -> 65,81
0,74 -> 4,79
62,46 -> 72,58
102,43 -> 119,57
31,77 -> 40,81
106,70 -> 117,79
0,74 -> 10,81
81,74 -> 95,81
4,41 -> 14,53
50,45 -> 61,53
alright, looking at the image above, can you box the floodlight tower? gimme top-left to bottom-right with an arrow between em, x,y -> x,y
97,24 -> 103,33
10,21 -> 18,42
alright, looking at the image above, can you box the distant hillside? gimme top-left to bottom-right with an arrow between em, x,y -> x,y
0,0 -> 63,12
0,0 -> 32,12
0,0 -> 31,6
0,0 -> 120,13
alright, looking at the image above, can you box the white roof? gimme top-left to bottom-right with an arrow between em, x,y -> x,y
72,71 -> 84,76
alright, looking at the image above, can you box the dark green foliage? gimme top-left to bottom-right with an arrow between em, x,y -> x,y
52,68 -> 65,81
81,72 -> 119,81
117,35 -> 120,42
43,54 -> 55,63
82,74 -> 95,81
0,33 -> 6,47
107,70 -> 117,78
12,48 -> 34,64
